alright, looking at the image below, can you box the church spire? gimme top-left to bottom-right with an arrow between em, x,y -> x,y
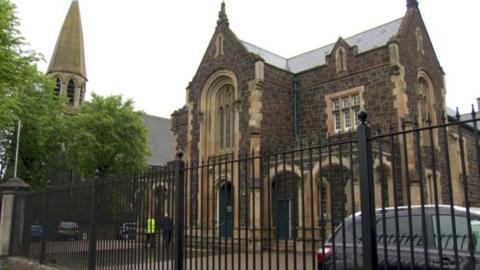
47,0 -> 86,79
217,1 -> 229,26
407,0 -> 419,9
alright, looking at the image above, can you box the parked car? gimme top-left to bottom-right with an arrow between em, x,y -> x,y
57,221 -> 80,240
317,205 -> 480,269
117,222 -> 136,240
30,224 -> 43,241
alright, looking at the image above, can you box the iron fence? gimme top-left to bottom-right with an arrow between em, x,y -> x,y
10,109 -> 480,270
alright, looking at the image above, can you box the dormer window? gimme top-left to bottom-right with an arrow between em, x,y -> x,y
67,79 -> 75,104
335,47 -> 347,73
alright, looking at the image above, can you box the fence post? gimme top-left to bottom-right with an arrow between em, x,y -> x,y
0,177 -> 30,257
174,150 -> 185,270
87,171 -> 100,270
39,180 -> 50,263
357,111 -> 378,269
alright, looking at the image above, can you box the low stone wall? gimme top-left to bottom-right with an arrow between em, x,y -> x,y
1,257 -> 64,270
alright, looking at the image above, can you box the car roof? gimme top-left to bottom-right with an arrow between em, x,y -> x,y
345,205 -> 480,223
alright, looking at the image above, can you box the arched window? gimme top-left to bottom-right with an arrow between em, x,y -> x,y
67,79 -> 75,104
418,77 -> 430,125
216,85 -> 234,149
318,181 -> 330,224
54,78 -> 61,96
335,47 -> 347,73
79,84 -> 85,103
199,70 -> 238,159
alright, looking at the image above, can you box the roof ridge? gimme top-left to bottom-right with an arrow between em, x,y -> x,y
240,40 -> 288,60
144,114 -> 171,121
287,17 -> 403,61
343,17 -> 403,43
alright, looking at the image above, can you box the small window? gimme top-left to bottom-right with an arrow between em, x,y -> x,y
54,78 -> 61,96
335,47 -> 347,73
67,79 -> 75,104
79,84 -> 85,103
415,28 -> 424,55
319,185 -> 328,219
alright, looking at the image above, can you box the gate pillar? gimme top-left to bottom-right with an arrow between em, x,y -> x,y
0,177 -> 30,257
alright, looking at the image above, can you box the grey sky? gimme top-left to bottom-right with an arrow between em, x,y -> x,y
11,0 -> 480,118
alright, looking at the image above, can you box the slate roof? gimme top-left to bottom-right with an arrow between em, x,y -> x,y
47,0 -> 87,79
241,18 -> 403,73
143,114 -> 174,166
446,107 -> 479,131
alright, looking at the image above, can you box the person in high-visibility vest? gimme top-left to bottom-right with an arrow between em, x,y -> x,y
146,217 -> 156,248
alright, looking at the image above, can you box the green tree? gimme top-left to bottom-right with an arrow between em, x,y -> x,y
0,0 -> 67,186
66,94 -> 149,178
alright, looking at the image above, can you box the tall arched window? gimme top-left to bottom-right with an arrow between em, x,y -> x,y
79,84 -> 85,103
418,77 -> 430,126
54,78 -> 61,96
67,79 -> 75,104
417,74 -> 438,146
216,85 -> 234,149
199,70 -> 238,159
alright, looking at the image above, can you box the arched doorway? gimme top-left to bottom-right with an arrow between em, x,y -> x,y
271,172 -> 299,240
219,182 -> 233,237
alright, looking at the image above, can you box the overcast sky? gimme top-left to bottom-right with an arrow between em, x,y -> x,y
11,0 -> 480,118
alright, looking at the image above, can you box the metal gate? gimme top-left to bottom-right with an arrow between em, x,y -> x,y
8,109 -> 480,270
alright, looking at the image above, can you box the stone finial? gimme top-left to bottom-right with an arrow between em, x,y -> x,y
176,148 -> 184,160
0,177 -> 30,192
407,0 -> 419,9
358,110 -> 368,124
217,1 -> 229,26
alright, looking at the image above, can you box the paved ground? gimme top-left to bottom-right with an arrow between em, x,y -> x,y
27,240 -> 318,269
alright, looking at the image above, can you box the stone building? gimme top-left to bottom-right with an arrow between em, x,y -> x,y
171,0 -> 480,239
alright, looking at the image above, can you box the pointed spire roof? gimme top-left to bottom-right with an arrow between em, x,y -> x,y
47,0 -> 86,79
407,0 -> 419,9
217,1 -> 229,26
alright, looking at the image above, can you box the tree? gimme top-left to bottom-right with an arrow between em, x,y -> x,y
0,0 -> 67,186
0,0 -> 149,186
66,94 -> 149,178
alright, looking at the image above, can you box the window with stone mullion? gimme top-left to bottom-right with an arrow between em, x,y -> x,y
216,85 -> 234,150
219,108 -> 225,149
225,106 -> 231,148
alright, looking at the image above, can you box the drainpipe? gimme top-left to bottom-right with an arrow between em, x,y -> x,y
293,76 -> 299,139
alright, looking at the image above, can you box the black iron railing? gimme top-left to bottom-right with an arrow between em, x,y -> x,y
9,109 -> 480,270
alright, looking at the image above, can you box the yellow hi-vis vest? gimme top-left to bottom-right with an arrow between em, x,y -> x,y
147,218 -> 155,234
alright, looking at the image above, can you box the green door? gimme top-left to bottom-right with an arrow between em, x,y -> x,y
277,199 -> 290,240
219,183 -> 233,237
